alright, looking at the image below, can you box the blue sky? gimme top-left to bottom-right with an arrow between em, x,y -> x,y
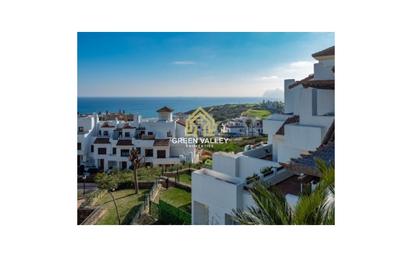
78,32 -> 334,97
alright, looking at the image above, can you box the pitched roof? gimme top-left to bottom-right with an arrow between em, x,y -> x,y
153,139 -> 170,146
176,119 -> 186,127
288,74 -> 314,89
156,106 -> 174,113
276,115 -> 300,135
301,80 -> 334,90
122,123 -> 136,129
94,137 -> 111,144
312,46 -> 335,58
117,139 -> 133,146
100,123 -> 115,128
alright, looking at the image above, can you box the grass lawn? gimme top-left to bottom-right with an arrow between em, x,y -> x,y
95,189 -> 148,225
241,109 -> 272,119
178,173 -> 192,185
159,187 -> 191,209
204,136 -> 267,153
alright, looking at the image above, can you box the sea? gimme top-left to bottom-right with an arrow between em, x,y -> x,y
78,97 -> 265,118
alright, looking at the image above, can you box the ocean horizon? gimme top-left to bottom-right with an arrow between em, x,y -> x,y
78,97 -> 266,118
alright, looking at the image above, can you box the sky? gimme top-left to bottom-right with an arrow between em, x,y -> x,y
78,32 -> 334,97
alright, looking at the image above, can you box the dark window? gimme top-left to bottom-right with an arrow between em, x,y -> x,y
77,143 -> 81,150
167,131 -> 172,137
91,145 -> 94,152
98,148 -> 106,155
145,149 -> 153,157
112,147 -> 116,155
121,149 -> 130,157
98,130 -> 102,136
78,127 -> 84,133
148,131 -> 154,136
125,132 -> 130,137
157,150 -> 166,159
103,131 -> 108,136
121,161 -> 127,170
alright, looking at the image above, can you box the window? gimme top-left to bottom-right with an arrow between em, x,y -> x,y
145,149 -> 153,157
157,150 -> 166,159
121,161 -> 127,170
91,145 -> 94,152
78,127 -> 84,133
121,149 -> 130,157
103,130 -> 108,136
77,143 -> 81,150
148,131 -> 154,136
167,131 -> 172,137
125,132 -> 130,137
136,147 -> 141,154
98,130 -> 102,136
98,148 -> 106,155
112,147 -> 116,155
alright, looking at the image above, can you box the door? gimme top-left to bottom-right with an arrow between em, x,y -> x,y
121,161 -> 127,170
99,159 -> 104,171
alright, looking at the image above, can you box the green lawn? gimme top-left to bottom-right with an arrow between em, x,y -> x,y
241,109 -> 272,119
159,187 -> 191,208
95,189 -> 148,225
178,173 -> 192,185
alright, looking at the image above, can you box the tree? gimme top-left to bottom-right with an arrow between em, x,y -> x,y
232,159 -> 334,225
129,148 -> 145,194
245,119 -> 252,136
95,173 -> 121,225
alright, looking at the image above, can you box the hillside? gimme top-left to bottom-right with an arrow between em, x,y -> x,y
184,100 -> 284,122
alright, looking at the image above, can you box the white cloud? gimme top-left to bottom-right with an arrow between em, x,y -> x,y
172,60 -> 196,65
289,61 -> 314,68
259,75 -> 280,80
259,60 -> 315,82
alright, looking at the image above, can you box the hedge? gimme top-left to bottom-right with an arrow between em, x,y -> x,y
153,200 -> 191,225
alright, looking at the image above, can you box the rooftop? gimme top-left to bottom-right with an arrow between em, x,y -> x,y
195,168 -> 242,185
157,106 -> 174,113
312,46 -> 335,58
276,115 -> 300,135
154,139 -> 170,146
94,137 -> 111,144
117,139 -> 133,146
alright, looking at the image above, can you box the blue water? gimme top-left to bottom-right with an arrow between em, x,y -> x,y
78,97 -> 265,118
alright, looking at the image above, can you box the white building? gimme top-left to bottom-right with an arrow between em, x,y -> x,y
220,116 -> 263,137
191,46 -> 335,225
77,106 -> 198,171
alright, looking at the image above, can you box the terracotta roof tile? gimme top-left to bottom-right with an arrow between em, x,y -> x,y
154,139 -> 170,146
117,139 -> 133,146
301,80 -> 334,90
122,123 -> 136,129
176,119 -> 186,127
275,115 -> 299,135
156,106 -> 174,112
101,123 -> 115,128
312,46 -> 335,58
94,137 -> 111,144
288,74 -> 314,89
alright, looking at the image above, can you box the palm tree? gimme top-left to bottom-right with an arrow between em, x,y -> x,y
95,173 -> 121,225
129,148 -> 145,194
245,119 -> 252,136
232,159 -> 334,225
